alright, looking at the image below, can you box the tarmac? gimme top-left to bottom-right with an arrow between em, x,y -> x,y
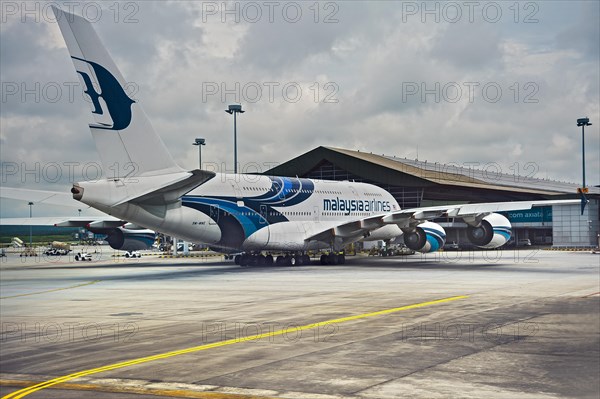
1,247 -> 598,399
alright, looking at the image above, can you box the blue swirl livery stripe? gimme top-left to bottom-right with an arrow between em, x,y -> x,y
252,177 -> 314,206
494,226 -> 512,240
182,196 -> 266,238
250,176 -> 285,202
181,177 -> 315,245
423,226 -> 446,252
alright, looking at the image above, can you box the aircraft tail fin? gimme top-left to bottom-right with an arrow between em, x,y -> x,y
52,6 -> 182,178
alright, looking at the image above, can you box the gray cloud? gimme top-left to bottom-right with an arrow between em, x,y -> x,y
429,22 -> 503,70
556,1 -> 599,60
1,1 -> 599,218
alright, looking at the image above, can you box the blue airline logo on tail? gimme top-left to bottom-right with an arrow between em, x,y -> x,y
72,56 -> 135,131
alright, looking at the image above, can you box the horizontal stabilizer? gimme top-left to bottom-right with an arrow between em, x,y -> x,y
0,187 -> 85,208
108,170 -> 216,206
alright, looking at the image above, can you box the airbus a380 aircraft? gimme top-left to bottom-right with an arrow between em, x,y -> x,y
38,7 -> 578,266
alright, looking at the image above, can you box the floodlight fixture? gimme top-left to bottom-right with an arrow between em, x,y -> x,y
225,104 -> 245,174
577,117 -> 592,190
192,137 -> 206,169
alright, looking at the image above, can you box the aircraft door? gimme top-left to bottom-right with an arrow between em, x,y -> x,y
244,205 -> 270,249
230,181 -> 242,199
260,205 -> 268,225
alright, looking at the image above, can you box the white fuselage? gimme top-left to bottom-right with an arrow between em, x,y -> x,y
78,173 -> 403,252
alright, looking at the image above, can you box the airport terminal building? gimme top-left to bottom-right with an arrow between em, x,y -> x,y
265,147 -> 600,248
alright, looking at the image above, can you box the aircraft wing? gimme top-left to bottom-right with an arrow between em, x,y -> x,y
306,214 -> 389,243
305,199 -> 581,243
381,199 -> 582,225
1,215 -> 155,253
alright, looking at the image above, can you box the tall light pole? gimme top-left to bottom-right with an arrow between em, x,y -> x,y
192,138 -> 206,169
225,104 -> 244,174
28,201 -> 33,248
577,117 -> 592,191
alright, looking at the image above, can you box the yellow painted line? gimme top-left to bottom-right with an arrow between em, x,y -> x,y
2,295 -> 468,399
0,280 -> 101,299
582,292 -> 600,298
158,254 -> 221,258
0,380 -> 278,399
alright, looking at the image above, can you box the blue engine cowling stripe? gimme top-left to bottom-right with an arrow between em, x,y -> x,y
493,227 -> 512,240
422,226 -> 446,253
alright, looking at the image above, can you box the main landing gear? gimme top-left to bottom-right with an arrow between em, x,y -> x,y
233,252 -> 345,267
319,253 -> 345,265
234,253 -> 312,267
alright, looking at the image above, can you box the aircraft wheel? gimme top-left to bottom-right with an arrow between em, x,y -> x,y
302,255 -> 311,265
257,255 -> 266,266
234,255 -> 241,265
239,254 -> 250,267
320,254 -> 328,265
276,256 -> 285,266
265,255 -> 274,266
338,254 -> 345,264
327,253 -> 338,265
287,256 -> 295,266
125,253 -> 130,258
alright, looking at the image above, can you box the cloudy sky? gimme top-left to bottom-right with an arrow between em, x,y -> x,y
1,0 -> 599,217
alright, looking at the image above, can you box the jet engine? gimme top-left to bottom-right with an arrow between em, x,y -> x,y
403,222 -> 446,253
102,228 -> 156,251
466,213 -> 512,249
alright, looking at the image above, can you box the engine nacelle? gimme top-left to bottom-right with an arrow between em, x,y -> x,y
404,222 -> 446,253
104,228 -> 155,251
466,213 -> 511,249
